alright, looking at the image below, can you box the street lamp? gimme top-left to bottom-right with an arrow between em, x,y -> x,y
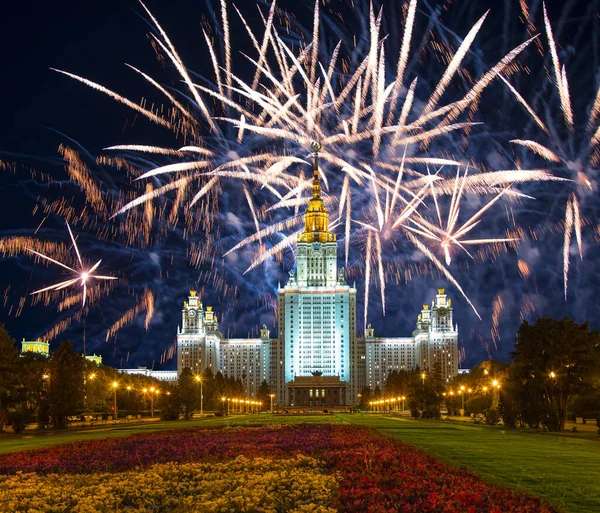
460,385 -> 466,416
269,393 -> 275,413
221,396 -> 226,415
194,375 -> 203,417
549,371 -> 556,379
421,372 -> 426,386
112,381 -> 118,420
150,386 -> 155,417
491,379 -> 501,409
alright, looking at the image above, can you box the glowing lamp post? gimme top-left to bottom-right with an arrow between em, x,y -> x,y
194,375 -> 203,416
150,386 -> 156,417
460,385 -> 466,416
492,379 -> 501,409
112,381 -> 118,420
269,393 -> 275,413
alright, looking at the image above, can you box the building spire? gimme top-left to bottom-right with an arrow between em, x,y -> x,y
311,141 -> 322,199
298,142 -> 336,243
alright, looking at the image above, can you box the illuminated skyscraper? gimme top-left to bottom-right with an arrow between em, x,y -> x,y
272,143 -> 357,406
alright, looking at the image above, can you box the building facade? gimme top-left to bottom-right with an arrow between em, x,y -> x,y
21,338 -> 50,357
365,289 -> 459,391
175,145 -> 459,404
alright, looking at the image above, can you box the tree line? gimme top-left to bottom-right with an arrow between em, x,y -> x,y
159,367 -> 271,420
362,317 -> 600,432
0,325 -> 174,432
0,325 -> 272,433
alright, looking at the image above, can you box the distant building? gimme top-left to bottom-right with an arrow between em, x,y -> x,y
85,353 -> 102,365
173,145 -> 460,405
21,338 -> 49,357
119,367 -> 178,383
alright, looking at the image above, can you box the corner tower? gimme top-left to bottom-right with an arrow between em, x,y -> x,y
177,290 -> 221,375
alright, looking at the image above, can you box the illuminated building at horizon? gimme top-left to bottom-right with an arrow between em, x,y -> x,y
176,144 -> 459,404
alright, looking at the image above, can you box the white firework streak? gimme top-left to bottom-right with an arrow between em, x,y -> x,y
364,230 -> 372,334
50,69 -> 173,129
499,75 -> 549,134
223,215 -> 303,257
504,5 -> 593,299
244,231 -> 301,274
509,140 -> 561,162
423,11 -> 489,115
563,198 -> 573,300
543,3 -> 573,130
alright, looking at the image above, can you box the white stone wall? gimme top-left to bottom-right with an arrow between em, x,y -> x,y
365,338 -> 416,389
220,339 -> 270,397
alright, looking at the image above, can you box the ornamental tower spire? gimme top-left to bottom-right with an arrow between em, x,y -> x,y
299,142 -> 336,243
312,141 -> 322,199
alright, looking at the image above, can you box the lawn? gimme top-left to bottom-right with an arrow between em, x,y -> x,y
342,414 -> 600,513
1,413 -> 598,513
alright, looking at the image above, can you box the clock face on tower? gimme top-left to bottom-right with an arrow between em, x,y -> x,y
438,307 -> 448,317
188,309 -> 196,318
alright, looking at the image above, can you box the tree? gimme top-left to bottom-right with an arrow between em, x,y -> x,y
178,368 -> 196,420
358,387 -> 372,410
384,370 -> 412,398
507,317 -> 600,431
256,380 -> 271,411
373,385 -> 382,399
48,340 -> 86,429
0,325 -> 19,432
446,360 -> 509,422
406,367 -> 444,419
158,387 -> 180,421
12,352 -> 49,432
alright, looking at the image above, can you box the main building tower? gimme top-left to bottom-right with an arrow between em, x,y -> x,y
272,143 -> 358,407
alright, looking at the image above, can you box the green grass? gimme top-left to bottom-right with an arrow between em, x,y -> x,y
0,413 -> 342,454
341,414 -> 600,513
2,413 -> 599,513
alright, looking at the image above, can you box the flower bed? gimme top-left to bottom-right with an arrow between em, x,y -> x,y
0,455 -> 337,513
0,424 -> 557,512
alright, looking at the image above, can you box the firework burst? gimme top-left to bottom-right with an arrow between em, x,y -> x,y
28,221 -> 117,307
5,0 -> 598,367
50,0 -> 567,329
503,2 -> 599,298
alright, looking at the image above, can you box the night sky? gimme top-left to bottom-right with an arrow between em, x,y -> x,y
1,0 -> 598,371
